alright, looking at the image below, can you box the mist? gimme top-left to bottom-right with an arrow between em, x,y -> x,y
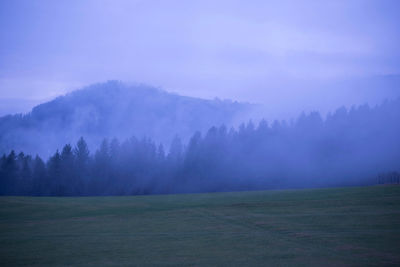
1,0 -> 400,116
2,2 -> 400,267
1,94 -> 399,195
1,0 -> 400,195
0,81 -> 255,157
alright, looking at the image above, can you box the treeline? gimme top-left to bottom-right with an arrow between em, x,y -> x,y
1,99 -> 399,196
0,81 -> 251,157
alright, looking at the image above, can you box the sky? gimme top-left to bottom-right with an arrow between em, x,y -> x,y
0,0 -> 399,117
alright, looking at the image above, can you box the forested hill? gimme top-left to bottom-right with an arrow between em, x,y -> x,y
0,81 -> 252,156
1,97 -> 399,196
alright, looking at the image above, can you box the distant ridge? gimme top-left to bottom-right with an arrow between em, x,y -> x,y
0,81 -> 253,156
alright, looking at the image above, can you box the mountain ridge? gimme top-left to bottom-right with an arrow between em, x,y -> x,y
0,81 -> 253,156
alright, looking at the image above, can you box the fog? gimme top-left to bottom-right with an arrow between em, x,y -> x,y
1,97 -> 399,195
1,0 -> 400,116
0,1 -> 400,195
0,81 -> 255,157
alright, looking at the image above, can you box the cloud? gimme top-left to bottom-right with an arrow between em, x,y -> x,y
0,0 -> 399,115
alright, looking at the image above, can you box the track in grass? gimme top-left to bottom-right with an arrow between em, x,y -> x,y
1,185 -> 400,266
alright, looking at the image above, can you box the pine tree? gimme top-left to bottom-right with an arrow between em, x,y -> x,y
60,144 -> 75,195
0,151 -> 18,195
47,150 -> 62,195
74,137 -> 90,195
32,155 -> 47,196
91,139 -> 110,194
19,155 -> 33,194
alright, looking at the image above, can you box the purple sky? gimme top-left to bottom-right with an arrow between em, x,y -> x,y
1,0 -> 399,117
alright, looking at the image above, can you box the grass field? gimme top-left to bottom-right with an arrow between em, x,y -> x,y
1,185 -> 400,266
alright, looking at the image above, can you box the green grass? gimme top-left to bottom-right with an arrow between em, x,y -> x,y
1,185 -> 400,266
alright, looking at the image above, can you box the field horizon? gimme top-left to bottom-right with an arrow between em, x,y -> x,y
1,185 -> 400,266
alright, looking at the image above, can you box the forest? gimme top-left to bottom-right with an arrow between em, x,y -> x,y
1,98 -> 399,196
0,81 -> 252,157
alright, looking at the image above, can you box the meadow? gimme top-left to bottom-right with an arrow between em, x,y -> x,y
1,185 -> 400,266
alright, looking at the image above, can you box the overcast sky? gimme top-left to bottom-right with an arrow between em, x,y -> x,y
0,0 -> 399,117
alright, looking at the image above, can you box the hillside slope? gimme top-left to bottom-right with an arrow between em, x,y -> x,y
0,81 -> 252,156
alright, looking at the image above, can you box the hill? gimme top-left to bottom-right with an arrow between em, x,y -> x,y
1,96 -> 399,196
0,81 -> 252,156
1,185 -> 399,266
